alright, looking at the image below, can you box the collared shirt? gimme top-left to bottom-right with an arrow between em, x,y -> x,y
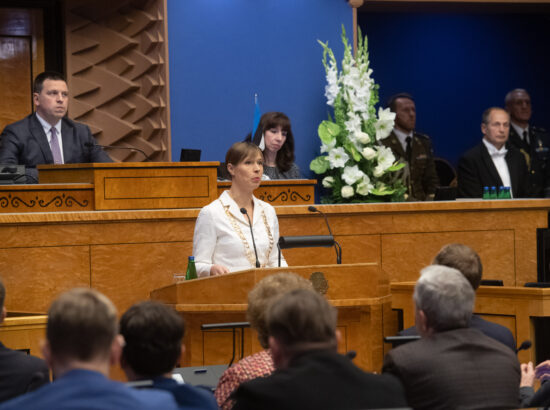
35,113 -> 65,163
482,138 -> 513,198
392,128 -> 413,153
511,122 -> 529,144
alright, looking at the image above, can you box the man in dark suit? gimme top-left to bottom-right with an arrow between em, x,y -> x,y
458,107 -> 530,198
0,71 -> 111,182
399,243 -> 516,351
505,88 -> 550,197
0,277 -> 49,403
383,265 -> 520,410
380,93 -> 439,201
232,288 -> 407,410
0,288 -> 177,410
120,300 -> 218,409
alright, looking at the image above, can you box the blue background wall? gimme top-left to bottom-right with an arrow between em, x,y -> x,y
167,0 -> 353,177
359,11 -> 550,167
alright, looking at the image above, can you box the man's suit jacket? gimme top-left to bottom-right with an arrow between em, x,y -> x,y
380,131 -> 439,201
383,327 -> 520,410
0,369 -> 178,410
399,314 -> 516,351
0,114 -> 112,181
457,141 -> 530,198
507,125 -> 550,197
0,342 -> 49,403
232,349 -> 407,410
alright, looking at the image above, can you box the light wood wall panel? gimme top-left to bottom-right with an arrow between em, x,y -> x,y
64,0 -> 171,161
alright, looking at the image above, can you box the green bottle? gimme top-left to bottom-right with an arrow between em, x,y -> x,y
185,256 -> 197,280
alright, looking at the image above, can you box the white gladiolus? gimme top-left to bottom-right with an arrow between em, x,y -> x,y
325,64 -> 339,106
341,185 -> 354,198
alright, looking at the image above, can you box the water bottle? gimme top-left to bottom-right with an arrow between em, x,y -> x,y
482,186 -> 490,200
185,256 -> 197,280
489,186 -> 497,200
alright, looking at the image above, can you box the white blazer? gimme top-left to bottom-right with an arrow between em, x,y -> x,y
193,190 -> 287,277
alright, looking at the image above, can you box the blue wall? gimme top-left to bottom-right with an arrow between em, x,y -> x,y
360,11 -> 550,167
167,0 -> 353,177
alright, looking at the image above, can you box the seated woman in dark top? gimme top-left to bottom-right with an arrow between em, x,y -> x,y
247,112 -> 301,179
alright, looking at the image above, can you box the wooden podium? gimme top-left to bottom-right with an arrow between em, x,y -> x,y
150,263 -> 392,373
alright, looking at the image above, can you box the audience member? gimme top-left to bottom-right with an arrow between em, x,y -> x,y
519,359 -> 550,407
120,300 -> 218,409
0,71 -> 111,182
399,243 -> 515,350
0,288 -> 177,410
248,112 -> 301,179
383,265 -> 520,410
232,288 -> 407,410
505,88 -> 550,197
457,107 -> 529,198
380,93 -> 439,201
215,272 -> 313,409
0,277 -> 49,403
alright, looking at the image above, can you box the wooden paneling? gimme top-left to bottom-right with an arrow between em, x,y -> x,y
391,282 -> 550,363
151,264 -> 389,372
218,180 -> 316,206
38,162 -> 219,210
0,315 -> 47,358
0,8 -> 44,132
64,0 -> 171,161
0,184 -> 93,213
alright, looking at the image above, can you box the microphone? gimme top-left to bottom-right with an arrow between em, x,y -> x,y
84,142 -> 152,161
307,205 -> 341,264
308,205 -> 333,236
516,340 -> 532,353
240,208 -> 260,268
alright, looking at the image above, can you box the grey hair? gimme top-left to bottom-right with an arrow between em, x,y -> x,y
413,265 -> 475,332
505,88 -> 529,106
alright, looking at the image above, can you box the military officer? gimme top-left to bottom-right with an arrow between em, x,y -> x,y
380,93 -> 439,201
505,88 -> 550,197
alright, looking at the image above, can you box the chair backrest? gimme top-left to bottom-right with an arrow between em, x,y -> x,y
434,157 -> 457,187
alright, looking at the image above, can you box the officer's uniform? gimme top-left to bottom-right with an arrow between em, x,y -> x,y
381,131 -> 440,201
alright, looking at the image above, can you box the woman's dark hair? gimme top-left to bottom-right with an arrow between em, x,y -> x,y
249,112 -> 295,172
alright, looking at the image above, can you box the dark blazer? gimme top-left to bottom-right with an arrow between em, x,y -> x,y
0,114 -> 112,181
507,125 -> 550,197
380,131 -> 439,201
0,368 -> 178,410
399,314 -> 516,351
232,349 -> 407,410
0,342 -> 49,403
520,379 -> 550,407
457,141 -> 530,198
383,327 -> 520,410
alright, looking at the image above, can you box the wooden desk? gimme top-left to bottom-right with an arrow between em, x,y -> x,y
151,263 -> 391,372
0,199 -> 548,317
38,162 -> 219,210
391,282 -> 550,363
218,179 -> 316,205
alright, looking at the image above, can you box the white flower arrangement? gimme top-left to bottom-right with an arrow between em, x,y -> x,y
310,26 -> 406,203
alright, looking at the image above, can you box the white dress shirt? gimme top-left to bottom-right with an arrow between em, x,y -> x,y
511,122 -> 529,144
393,128 -> 413,152
193,190 -> 287,277
35,113 -> 65,163
482,138 -> 513,198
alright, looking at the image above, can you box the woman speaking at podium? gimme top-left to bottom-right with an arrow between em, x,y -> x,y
193,142 -> 287,277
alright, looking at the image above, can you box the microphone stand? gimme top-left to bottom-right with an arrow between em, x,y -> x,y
240,208 -> 261,268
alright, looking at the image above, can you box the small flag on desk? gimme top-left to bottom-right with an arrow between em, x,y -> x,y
252,93 -> 264,150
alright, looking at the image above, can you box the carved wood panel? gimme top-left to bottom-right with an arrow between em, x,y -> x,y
64,0 -> 171,162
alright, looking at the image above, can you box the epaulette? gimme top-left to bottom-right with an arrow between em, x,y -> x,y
414,132 -> 431,140
532,126 -> 548,133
